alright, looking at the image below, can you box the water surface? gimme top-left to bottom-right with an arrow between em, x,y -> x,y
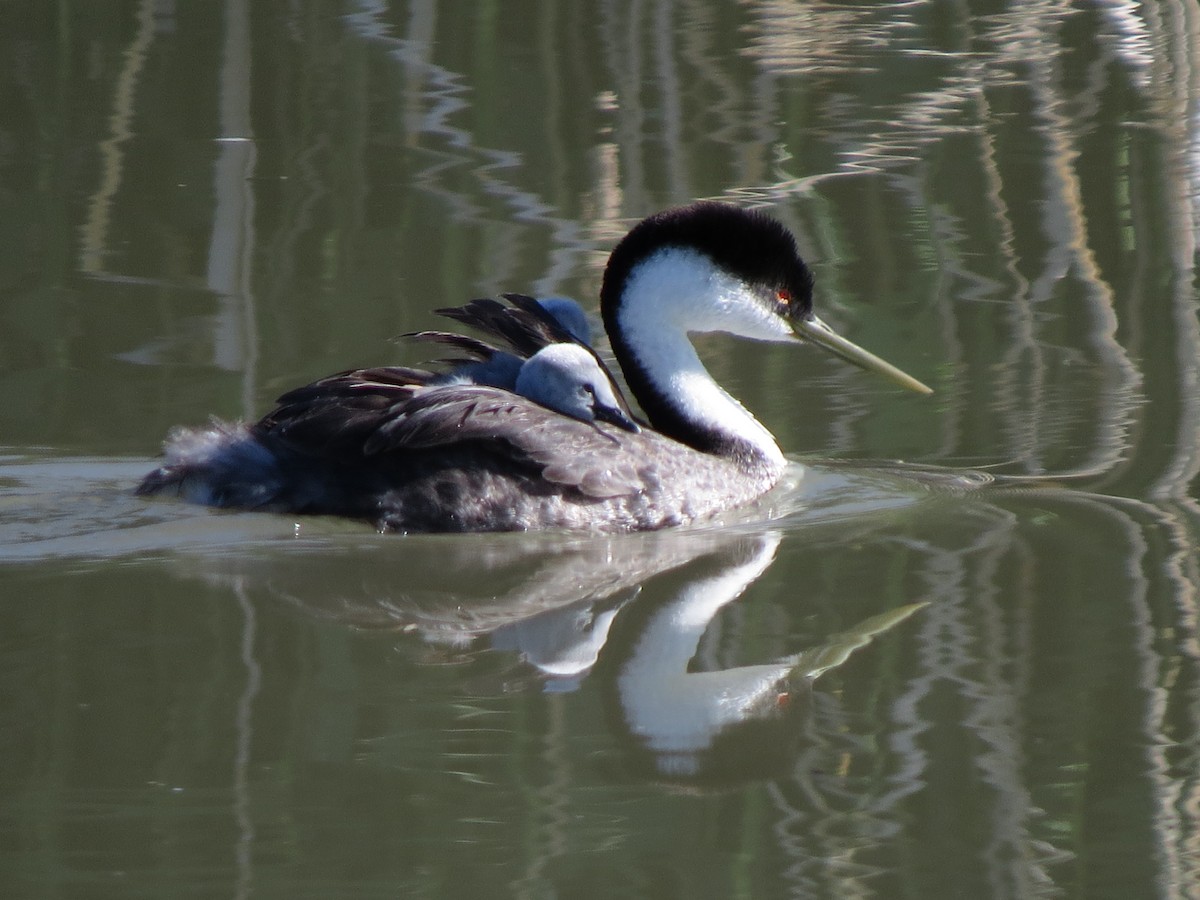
2,2 -> 1199,897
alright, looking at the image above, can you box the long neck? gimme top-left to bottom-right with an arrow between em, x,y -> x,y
603,252 -> 785,474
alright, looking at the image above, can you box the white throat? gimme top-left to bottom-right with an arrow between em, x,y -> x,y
616,248 -> 788,470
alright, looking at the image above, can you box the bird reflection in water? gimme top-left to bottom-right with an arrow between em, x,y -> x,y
249,528 -> 924,786
604,534 -> 925,785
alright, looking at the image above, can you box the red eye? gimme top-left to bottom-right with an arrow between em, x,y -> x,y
776,289 -> 791,306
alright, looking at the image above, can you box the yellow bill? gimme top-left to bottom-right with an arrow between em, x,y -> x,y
795,315 -> 933,395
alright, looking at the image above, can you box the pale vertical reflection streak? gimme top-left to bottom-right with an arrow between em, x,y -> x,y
1164,498 -> 1200,898
892,509 -> 1066,892
994,10 -> 1060,477
677,0 -> 746,152
528,8 -> 593,295
78,0 -> 155,274
1155,500 -> 1200,900
233,580 -> 262,900
964,534 -> 1049,898
599,0 -> 649,215
1148,511 -> 1199,900
1179,522 -> 1200,900
1101,499 -> 1178,900
212,5 -> 262,894
584,0 -> 647,248
927,41 -> 1027,464
1018,9 -> 1136,478
652,0 -> 688,203
1191,1 -> 1200,257
1144,0 -> 1200,501
510,695 -> 572,900
207,0 -> 259,421
986,6 -> 1139,480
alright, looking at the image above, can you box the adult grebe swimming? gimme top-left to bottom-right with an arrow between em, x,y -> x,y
138,202 -> 931,532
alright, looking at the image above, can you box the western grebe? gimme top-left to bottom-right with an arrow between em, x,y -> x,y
138,202 -> 931,532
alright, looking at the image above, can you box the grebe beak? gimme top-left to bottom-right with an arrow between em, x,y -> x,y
795,315 -> 933,395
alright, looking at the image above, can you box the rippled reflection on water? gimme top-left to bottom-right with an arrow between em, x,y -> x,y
3,1 -> 1200,897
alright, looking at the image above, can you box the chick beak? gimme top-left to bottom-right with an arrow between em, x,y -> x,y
594,403 -> 641,433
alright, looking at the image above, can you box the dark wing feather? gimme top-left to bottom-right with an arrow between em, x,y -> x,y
434,294 -> 641,421
258,366 -> 431,456
361,384 -> 648,498
405,330 -> 503,364
272,365 -> 433,406
256,370 -> 648,499
363,388 -> 515,453
433,295 -> 564,359
500,292 -> 583,345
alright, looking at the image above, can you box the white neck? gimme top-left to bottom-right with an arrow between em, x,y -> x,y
615,249 -> 788,470
617,534 -> 786,759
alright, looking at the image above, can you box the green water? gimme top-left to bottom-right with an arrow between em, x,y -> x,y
2,2 -> 1199,897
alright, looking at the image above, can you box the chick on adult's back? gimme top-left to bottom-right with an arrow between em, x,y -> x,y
138,202 -> 930,532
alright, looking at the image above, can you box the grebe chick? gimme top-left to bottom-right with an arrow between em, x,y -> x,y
514,343 -> 637,433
